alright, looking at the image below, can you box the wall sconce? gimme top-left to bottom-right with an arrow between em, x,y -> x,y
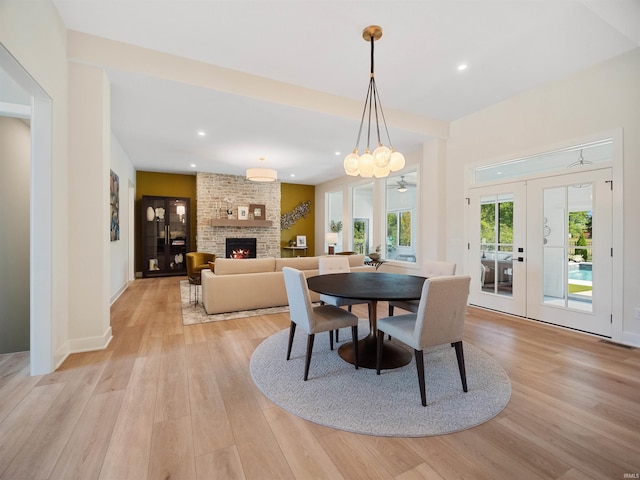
326,232 -> 339,255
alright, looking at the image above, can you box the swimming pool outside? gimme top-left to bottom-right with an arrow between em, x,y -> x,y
568,263 -> 592,283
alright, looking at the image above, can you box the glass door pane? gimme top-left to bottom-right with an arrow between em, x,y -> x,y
542,183 -> 593,312
480,193 -> 514,297
144,197 -> 167,272
168,199 -> 188,272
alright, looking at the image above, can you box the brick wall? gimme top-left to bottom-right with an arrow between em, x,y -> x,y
196,173 -> 281,258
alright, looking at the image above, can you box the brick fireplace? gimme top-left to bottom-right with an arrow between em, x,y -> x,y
196,173 -> 281,258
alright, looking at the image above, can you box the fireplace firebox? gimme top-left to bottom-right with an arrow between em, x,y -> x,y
225,238 -> 257,259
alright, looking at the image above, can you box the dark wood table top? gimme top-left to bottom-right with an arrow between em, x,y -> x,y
307,272 -> 427,369
307,272 -> 426,301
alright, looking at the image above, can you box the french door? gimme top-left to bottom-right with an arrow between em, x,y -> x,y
468,168 -> 613,337
468,182 -> 527,317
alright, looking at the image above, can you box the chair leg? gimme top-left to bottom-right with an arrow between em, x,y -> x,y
453,341 -> 468,392
415,349 -> 427,406
335,329 -> 339,342
329,330 -> 334,351
351,325 -> 359,370
388,304 -> 394,316
303,334 -> 315,381
286,322 -> 296,360
347,305 -> 352,312
376,330 -> 384,375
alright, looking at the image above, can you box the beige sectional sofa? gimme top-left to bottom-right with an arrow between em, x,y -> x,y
201,255 -> 373,314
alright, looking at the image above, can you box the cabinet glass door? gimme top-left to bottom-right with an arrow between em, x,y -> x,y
144,197 -> 167,273
167,199 -> 188,272
143,196 -> 189,276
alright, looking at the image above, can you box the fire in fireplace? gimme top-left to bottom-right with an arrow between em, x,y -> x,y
225,238 -> 257,259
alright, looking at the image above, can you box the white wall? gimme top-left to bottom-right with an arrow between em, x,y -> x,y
447,48 -> 640,345
67,62 -> 112,354
1,0 -> 70,372
110,133 -> 136,303
0,2 -> 137,371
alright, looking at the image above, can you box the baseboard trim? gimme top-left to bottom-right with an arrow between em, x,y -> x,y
68,327 -> 113,355
110,282 -> 128,306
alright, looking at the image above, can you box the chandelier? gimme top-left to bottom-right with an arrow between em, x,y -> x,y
246,157 -> 277,182
344,25 -> 405,178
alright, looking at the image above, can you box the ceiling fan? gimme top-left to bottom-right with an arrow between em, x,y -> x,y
394,175 -> 414,193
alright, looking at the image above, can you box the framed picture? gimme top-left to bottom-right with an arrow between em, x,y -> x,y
110,169 -> 120,241
238,206 -> 249,220
296,235 -> 307,247
250,203 -> 265,221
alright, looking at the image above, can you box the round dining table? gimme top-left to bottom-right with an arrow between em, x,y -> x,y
307,272 -> 427,369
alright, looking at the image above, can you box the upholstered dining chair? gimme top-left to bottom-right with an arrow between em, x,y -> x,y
318,256 -> 369,341
283,267 -> 360,381
376,275 -> 471,406
387,260 -> 456,316
186,252 -> 216,304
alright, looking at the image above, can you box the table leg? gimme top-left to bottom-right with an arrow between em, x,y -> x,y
338,300 -> 412,369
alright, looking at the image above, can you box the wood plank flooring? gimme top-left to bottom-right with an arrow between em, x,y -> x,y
0,276 -> 639,479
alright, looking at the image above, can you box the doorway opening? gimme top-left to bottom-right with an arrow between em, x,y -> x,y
1,42 -> 54,374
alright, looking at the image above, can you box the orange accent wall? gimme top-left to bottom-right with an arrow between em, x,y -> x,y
280,183 -> 315,256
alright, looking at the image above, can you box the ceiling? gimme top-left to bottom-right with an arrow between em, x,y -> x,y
48,0 -> 640,185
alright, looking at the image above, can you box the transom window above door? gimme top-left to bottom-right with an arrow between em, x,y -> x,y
473,139 -> 612,185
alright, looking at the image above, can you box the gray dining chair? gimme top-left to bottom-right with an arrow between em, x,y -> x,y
318,256 -> 369,341
388,260 -> 457,316
283,267 -> 360,380
376,275 -> 471,406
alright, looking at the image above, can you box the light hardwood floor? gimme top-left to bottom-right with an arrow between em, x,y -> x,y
1,276 -> 639,479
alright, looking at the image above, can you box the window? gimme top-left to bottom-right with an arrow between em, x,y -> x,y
352,183 -> 373,254
473,139 -> 612,184
385,171 -> 417,262
326,190 -> 343,251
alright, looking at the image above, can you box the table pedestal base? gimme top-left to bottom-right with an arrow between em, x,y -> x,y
338,333 -> 412,370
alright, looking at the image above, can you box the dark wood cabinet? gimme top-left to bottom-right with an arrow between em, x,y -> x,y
142,196 -> 190,277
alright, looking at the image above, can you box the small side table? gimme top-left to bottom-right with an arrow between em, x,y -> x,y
364,259 -> 385,270
283,246 -> 308,257
188,273 -> 201,305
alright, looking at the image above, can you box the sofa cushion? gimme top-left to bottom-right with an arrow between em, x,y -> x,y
275,256 -> 320,271
214,257 -> 276,275
346,254 -> 366,267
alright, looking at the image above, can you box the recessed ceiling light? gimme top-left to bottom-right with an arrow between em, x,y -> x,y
290,174 -> 295,177
457,64 -> 468,71
335,151 -> 341,156
197,131 -> 206,136
190,163 -> 196,168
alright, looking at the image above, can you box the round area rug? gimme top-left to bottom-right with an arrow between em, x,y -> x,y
250,321 -> 511,437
